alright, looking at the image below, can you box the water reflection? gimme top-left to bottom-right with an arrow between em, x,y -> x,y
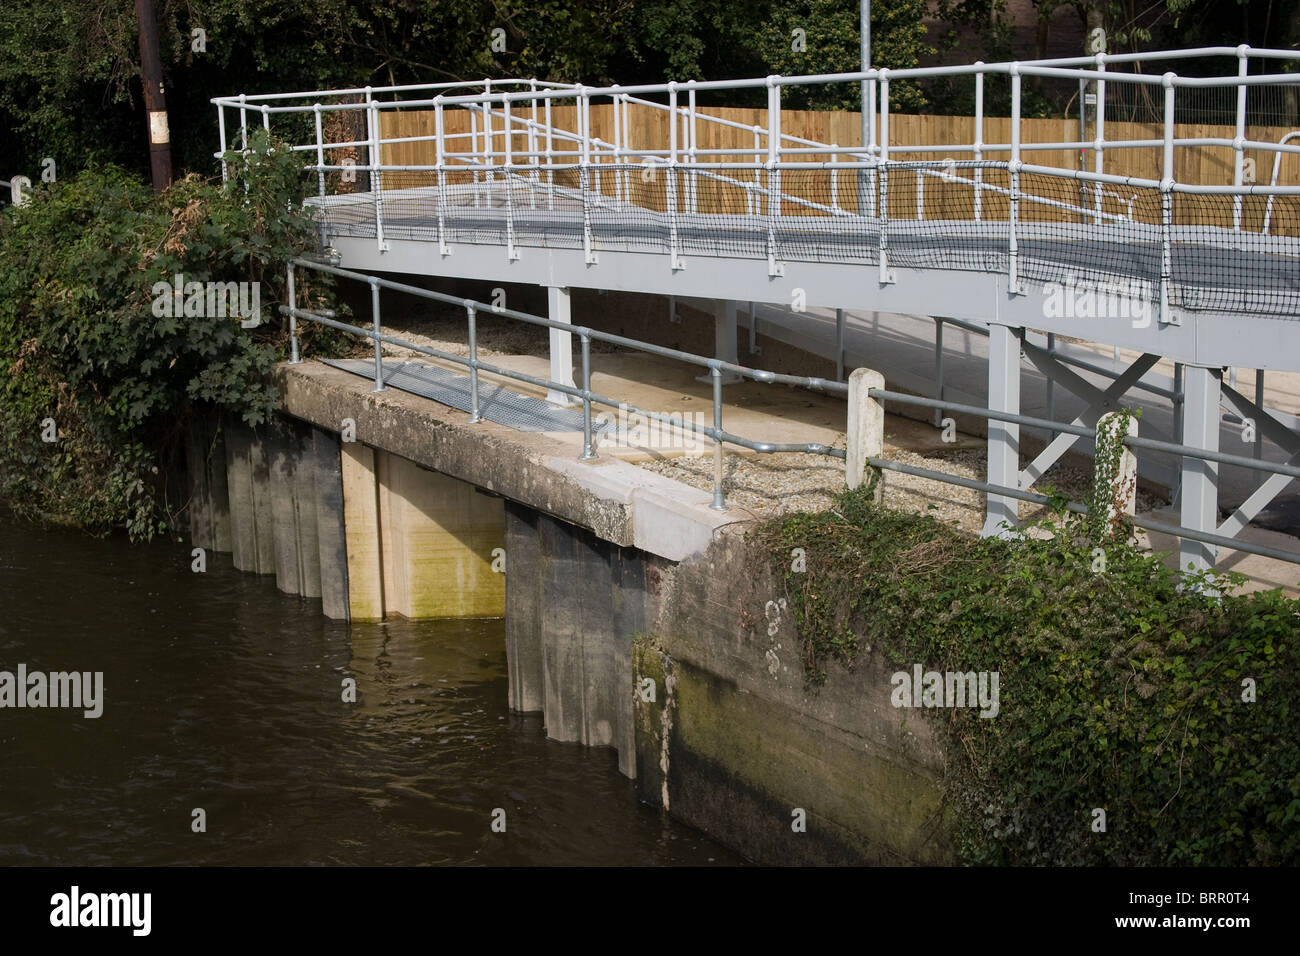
0,514 -> 741,866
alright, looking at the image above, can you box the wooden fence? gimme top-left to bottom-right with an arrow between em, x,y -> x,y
367,103 -> 1299,231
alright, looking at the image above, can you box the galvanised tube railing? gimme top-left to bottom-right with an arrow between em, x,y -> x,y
284,257 -> 1298,567
285,258 -> 846,510
216,47 -> 1300,243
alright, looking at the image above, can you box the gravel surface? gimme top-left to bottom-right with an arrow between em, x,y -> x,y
639,442 -> 1165,533
369,310 -> 1167,533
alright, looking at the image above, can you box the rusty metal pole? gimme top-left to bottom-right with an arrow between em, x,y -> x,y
136,0 -> 172,191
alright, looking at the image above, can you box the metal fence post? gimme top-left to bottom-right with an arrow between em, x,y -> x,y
1232,45 -> 1248,231
711,364 -> 726,510
580,334 -> 596,460
973,67 -> 983,222
1008,66 -> 1022,294
1159,73 -> 1176,326
288,262 -> 300,364
466,303 -> 481,423
313,104 -> 327,248
504,95 -> 519,260
435,95 -> 450,256
370,278 -> 386,391
667,81 -> 682,270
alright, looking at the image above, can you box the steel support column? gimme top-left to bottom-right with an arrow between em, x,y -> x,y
546,286 -> 576,407
1179,364 -> 1221,572
983,323 -> 1022,537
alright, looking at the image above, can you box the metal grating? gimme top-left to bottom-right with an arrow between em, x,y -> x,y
321,357 -> 610,433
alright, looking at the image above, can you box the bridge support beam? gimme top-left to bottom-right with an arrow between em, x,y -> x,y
1179,364 -> 1222,573
694,299 -> 743,384
711,299 -> 743,384
546,285 -> 576,406
983,324 -> 1022,537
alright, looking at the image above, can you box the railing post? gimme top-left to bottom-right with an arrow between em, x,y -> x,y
580,334 -> 596,460
287,262 -> 300,364
504,95 -> 519,260
766,76 -> 783,277
466,303 -> 481,423
687,82 -> 698,214
1094,52 -> 1107,225
836,308 -> 846,382
1046,331 -> 1056,442
544,92 -> 554,210
529,79 -> 540,201
750,126 -> 762,217
1233,45 -> 1248,231
238,93 -> 248,150
933,317 -> 945,426
973,67 -> 984,222
611,86 -> 623,204
434,95 -> 450,256
218,105 -> 229,181
847,367 -> 885,502
830,143 -> 839,212
579,85 -> 597,264
878,70 -> 893,283
667,81 -> 683,270
710,364 -> 726,510
369,278 -> 386,392
1008,66 -> 1022,294
366,89 -> 387,253
313,104 -> 327,248
1160,72 -> 1176,326
483,79 -> 494,190
470,105 -> 482,203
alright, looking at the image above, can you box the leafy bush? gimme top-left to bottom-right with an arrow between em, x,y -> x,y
0,129 -> 341,537
753,487 -> 1300,865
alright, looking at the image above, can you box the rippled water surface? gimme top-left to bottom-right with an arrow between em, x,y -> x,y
0,516 -> 742,865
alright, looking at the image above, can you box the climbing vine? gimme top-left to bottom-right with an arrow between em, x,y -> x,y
750,485 -> 1300,865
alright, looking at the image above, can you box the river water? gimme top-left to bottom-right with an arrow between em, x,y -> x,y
0,515 -> 742,865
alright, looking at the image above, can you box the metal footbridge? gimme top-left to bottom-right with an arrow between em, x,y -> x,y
214,46 -> 1300,574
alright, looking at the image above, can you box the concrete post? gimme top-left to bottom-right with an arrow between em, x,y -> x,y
847,367 -> 884,500
1095,411 -> 1138,533
546,285 -> 576,406
983,324 -> 1022,537
1179,364 -> 1221,572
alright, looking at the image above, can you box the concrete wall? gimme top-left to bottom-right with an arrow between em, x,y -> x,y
190,389 -> 959,864
186,414 -> 350,619
633,526 -> 957,865
341,445 -> 505,620
501,500 -> 957,865
505,501 -> 646,778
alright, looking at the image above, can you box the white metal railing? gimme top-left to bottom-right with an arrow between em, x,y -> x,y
213,46 -> 1300,307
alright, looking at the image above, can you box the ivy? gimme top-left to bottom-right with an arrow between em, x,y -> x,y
0,130 -> 345,538
751,485 -> 1300,865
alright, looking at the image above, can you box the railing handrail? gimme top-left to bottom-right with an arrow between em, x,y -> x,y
281,257 -> 1300,568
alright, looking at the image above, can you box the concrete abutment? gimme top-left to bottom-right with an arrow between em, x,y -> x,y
183,368 -> 958,864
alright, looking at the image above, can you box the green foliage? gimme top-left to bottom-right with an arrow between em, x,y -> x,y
752,486 -> 1300,865
0,130 -> 338,538
757,0 -> 935,112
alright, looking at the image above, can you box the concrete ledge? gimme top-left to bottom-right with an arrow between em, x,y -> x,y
276,361 -> 734,562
